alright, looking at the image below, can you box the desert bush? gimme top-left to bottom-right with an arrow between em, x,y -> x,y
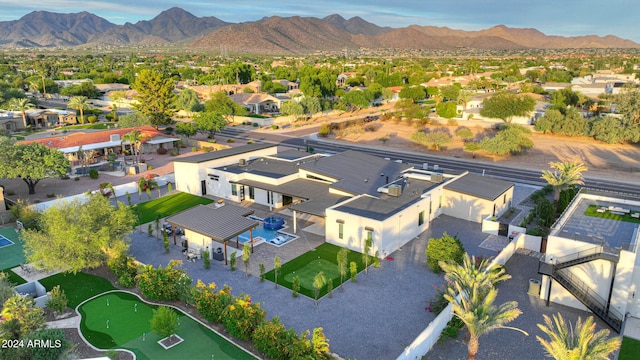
318,124 -> 331,137
425,231 -> 465,273
89,169 -> 99,179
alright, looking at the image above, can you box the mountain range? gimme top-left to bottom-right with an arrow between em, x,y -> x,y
0,7 -> 637,52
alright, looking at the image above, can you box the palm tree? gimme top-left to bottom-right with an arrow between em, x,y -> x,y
537,313 -> 620,360
123,129 -> 144,164
68,96 -> 90,124
541,161 -> 588,207
439,253 -> 511,296
445,283 -> 527,360
7,97 -> 35,130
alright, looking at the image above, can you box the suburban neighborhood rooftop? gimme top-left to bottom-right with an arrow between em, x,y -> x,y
176,143 -> 276,164
444,173 -> 514,201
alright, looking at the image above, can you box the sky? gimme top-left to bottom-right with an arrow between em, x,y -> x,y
1,0 -> 639,43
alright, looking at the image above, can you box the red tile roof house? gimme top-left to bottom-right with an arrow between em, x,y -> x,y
18,126 -> 178,175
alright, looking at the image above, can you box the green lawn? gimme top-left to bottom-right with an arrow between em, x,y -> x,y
619,337 -> 640,360
0,227 -> 26,270
78,291 -> 256,360
39,272 -> 117,308
1,269 -> 27,285
584,205 -> 640,224
264,243 -> 370,298
58,123 -> 115,130
131,192 -> 214,225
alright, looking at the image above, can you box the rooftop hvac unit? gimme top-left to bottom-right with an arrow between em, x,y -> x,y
388,184 -> 402,197
238,158 -> 247,166
422,163 -> 428,170
433,164 -> 439,171
110,134 -> 120,142
431,174 -> 444,183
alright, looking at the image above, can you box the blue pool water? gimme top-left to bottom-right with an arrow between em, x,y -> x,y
238,217 -> 297,246
0,235 -> 14,248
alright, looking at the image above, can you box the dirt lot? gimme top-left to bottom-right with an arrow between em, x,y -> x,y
329,120 -> 640,183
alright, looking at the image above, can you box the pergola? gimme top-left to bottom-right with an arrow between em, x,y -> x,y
165,203 -> 259,265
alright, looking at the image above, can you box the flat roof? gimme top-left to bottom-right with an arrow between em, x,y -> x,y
175,143 -> 276,164
332,179 -> 440,221
233,178 -> 330,199
290,193 -> 351,217
266,149 -> 318,161
166,203 -> 258,242
217,158 -> 298,178
444,173 -> 513,201
299,150 -> 412,196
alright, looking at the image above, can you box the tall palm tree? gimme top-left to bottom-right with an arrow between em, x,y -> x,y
68,96 -> 90,124
541,161 -> 588,207
123,129 -> 144,164
7,97 -> 34,130
445,283 -> 527,360
537,313 -> 620,360
440,253 -> 511,296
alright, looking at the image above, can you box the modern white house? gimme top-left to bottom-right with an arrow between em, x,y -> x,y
174,144 -> 515,257
538,191 -> 640,332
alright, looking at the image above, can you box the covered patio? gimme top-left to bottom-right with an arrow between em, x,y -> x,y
165,202 -> 260,265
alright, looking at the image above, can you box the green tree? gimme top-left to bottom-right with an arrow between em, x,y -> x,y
0,142 -> 69,194
535,109 -> 563,134
312,327 -> 330,355
46,285 -> 68,314
479,124 -> 533,156
537,313 -> 620,360
192,111 -> 226,139
362,236 -> 372,275
0,272 -> 15,307
426,231 -> 465,273
350,261 -> 357,282
68,96 -> 90,124
399,85 -> 426,102
175,121 -> 197,138
439,253 -> 510,296
337,248 -> 349,290
242,242 -> 251,278
61,81 -> 99,98
173,88 -> 201,112
411,130 -> 452,151
0,294 -> 45,338
204,91 -> 247,123
280,100 -> 305,118
480,93 -> 535,122
312,271 -> 326,306
613,85 -> 640,143
132,69 -> 175,129
551,107 -> 586,136
445,281 -> 526,360
455,128 -> 474,142
7,97 -> 34,129
437,101 -> 458,119
541,161 -> 587,207
300,96 -> 322,116
117,112 -> 151,128
150,306 -> 178,338
274,256 -> 281,289
21,194 -> 135,273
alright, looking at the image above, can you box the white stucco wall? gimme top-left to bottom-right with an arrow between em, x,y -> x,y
442,186 -> 513,223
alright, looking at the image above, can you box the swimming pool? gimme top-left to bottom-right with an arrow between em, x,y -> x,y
0,234 -> 14,248
238,217 -> 297,247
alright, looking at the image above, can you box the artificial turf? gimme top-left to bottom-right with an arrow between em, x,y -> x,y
39,271 -> 116,308
584,205 -> 640,224
619,337 -> 640,360
1,269 -> 26,285
131,192 -> 214,225
264,243 -> 369,298
79,291 -> 256,360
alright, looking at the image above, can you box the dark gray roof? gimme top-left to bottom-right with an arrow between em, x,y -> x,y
290,193 -> 351,217
233,178 -> 329,199
267,149 -> 318,161
175,143 -> 277,164
332,179 -> 440,220
444,173 -> 514,201
217,158 -> 298,178
166,204 -> 258,242
299,150 -> 412,196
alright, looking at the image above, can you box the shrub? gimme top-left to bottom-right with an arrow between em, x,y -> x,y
89,169 -> 99,179
74,177 -> 80,181
23,329 -> 70,360
151,306 -> 178,338
136,261 -> 192,301
222,294 -> 265,340
87,115 -> 97,123
426,231 -> 465,273
46,285 -> 68,313
440,317 -> 464,341
163,232 -> 169,253
292,275 -> 300,297
318,124 -> 331,137
447,118 -> 459,126
169,149 -> 179,156
147,223 -> 153,237
259,263 -> 265,282
426,282 -> 453,314
253,317 -> 289,359
247,140 -> 254,144
203,251 -> 211,269
271,124 -> 279,130
46,193 -> 55,198
192,146 -> 198,152
202,146 -> 212,152
208,139 -> 217,143
156,147 -> 168,155
191,280 -> 233,323
226,138 -> 235,143
350,261 -> 357,282
252,123 -> 259,127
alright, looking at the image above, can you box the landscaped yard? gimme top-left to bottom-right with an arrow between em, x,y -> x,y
39,271 -> 117,308
619,336 -> 640,360
58,123 -> 115,130
584,205 -> 640,224
264,243 -> 370,298
78,291 -> 256,360
131,192 -> 214,225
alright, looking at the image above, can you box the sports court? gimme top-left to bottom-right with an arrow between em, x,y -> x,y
0,227 -> 26,270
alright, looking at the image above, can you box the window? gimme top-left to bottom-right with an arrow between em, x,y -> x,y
231,184 -> 237,196
503,194 -> 507,204
338,223 -> 344,239
249,186 -> 255,200
439,195 -> 442,208
365,230 -> 373,242
208,174 -> 219,181
419,211 -> 425,226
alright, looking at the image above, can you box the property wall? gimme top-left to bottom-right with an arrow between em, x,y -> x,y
442,185 -> 513,223
625,230 -> 640,317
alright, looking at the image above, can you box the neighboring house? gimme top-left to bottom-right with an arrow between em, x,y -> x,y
174,144 -> 515,257
538,191 -> 640,333
230,93 -> 282,114
27,109 -> 77,128
0,111 -> 24,132
460,95 -> 549,125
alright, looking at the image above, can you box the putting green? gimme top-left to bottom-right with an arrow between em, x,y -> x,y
283,259 -> 340,290
78,291 -> 256,360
